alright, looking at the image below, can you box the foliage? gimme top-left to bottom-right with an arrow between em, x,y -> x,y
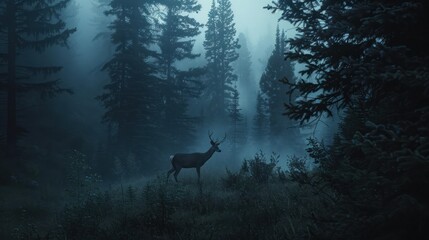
258,26 -> 301,149
0,0 -> 76,155
203,0 -> 240,122
264,0 -> 429,239
286,155 -> 309,183
59,194 -> 111,240
245,151 -> 279,183
157,0 -> 204,153
97,0 -> 163,169
142,177 -> 180,235
11,208 -> 42,240
259,27 -> 296,135
66,150 -> 102,204
228,83 -> 246,156
15,169 -> 323,240
223,151 -> 282,188
235,33 -> 254,90
253,91 -> 269,142
266,0 -> 429,124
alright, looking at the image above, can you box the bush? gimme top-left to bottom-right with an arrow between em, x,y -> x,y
223,151 -> 283,189
66,150 -> 102,204
244,151 -> 279,183
287,155 -> 310,184
142,176 -> 181,235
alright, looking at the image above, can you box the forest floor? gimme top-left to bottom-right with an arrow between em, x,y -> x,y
0,183 -> 64,239
0,164 -> 316,240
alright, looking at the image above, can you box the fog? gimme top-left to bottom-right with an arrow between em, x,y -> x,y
2,0 -> 339,179
62,0 -> 326,172
1,1 -> 426,239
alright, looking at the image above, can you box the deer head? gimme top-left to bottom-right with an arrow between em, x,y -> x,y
208,131 -> 227,153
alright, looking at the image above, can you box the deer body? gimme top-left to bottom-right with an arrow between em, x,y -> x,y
167,132 -> 225,182
172,149 -> 216,168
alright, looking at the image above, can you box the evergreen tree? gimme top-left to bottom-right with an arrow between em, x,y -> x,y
97,0 -> 162,169
0,0 -> 76,157
235,33 -> 254,102
259,27 -> 299,148
267,0 -> 429,238
203,0 -> 239,122
157,0 -> 204,153
253,91 -> 268,143
234,32 -> 257,128
228,83 -> 245,156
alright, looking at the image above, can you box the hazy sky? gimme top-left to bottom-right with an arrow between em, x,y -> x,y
195,0 -> 292,46
66,0 -> 333,161
73,0 -> 292,61
71,0 -> 295,117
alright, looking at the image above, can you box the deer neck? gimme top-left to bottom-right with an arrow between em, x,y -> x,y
203,147 -> 216,162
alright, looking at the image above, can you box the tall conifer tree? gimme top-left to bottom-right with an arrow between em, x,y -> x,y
235,33 -> 254,97
157,0 -> 204,152
203,0 -> 239,122
97,0 -> 162,166
259,27 -> 299,147
0,0 -> 76,156
228,83 -> 245,156
253,91 -> 268,143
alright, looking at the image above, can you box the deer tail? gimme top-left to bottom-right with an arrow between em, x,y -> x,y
169,155 -> 174,163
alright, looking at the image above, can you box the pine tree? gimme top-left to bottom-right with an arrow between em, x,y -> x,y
235,33 -> 254,99
203,0 -> 239,122
228,83 -> 246,156
259,27 -> 299,147
266,0 -> 429,238
97,0 -> 162,167
253,91 -> 268,143
0,0 -> 76,156
157,0 -> 204,153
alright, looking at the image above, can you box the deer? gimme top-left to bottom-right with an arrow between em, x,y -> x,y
167,131 -> 226,182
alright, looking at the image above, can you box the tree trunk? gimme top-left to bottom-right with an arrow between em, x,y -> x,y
6,0 -> 17,157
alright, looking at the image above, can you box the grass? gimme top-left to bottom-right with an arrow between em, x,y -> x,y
1,154 -> 322,240
0,183 -> 65,239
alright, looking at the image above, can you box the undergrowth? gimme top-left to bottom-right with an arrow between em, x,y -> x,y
9,151 -> 322,240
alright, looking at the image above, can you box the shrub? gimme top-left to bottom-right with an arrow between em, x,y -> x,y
223,151 -> 283,189
66,150 -> 102,204
58,192 -> 114,240
244,151 -> 279,183
142,176 -> 180,236
287,155 -> 310,184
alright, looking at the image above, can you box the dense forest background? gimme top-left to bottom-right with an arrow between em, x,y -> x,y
1,0 -> 428,239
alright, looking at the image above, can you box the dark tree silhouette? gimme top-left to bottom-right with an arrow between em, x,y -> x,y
228,83 -> 246,156
267,0 -> 429,239
0,0 -> 76,157
203,0 -> 239,122
235,33 -> 254,100
253,91 -> 268,143
259,27 -> 299,148
97,0 -> 162,168
157,0 -> 204,153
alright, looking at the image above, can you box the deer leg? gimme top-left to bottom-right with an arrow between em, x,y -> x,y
173,168 -> 181,182
167,168 -> 175,180
196,167 -> 201,182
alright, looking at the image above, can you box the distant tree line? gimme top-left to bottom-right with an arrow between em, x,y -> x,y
0,0 -> 300,179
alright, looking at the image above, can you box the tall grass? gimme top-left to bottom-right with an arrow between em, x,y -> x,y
6,151 -> 325,240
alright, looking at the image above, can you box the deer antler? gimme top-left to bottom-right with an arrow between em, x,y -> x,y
208,131 -> 226,144
218,133 -> 227,144
208,131 -> 215,143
